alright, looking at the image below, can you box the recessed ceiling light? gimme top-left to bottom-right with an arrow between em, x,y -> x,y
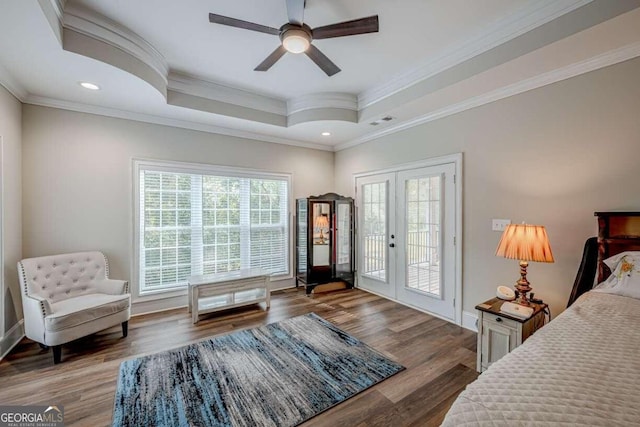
79,82 -> 100,90
321,132 -> 331,136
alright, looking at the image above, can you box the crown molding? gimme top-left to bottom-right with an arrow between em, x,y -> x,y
287,93 -> 358,126
37,0 -> 64,42
63,4 -> 169,81
336,41 -> 640,151
357,0 -> 592,109
288,92 -> 357,114
167,90 -> 287,127
24,95 -> 333,152
168,72 -> 287,116
0,63 -> 28,101
53,0 -> 65,18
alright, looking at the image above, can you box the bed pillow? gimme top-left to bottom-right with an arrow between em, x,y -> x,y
593,251 -> 640,299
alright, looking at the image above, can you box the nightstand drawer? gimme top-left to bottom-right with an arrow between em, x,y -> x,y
483,312 -> 519,329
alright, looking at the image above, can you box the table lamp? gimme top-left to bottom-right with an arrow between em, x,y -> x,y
314,214 -> 330,244
495,223 -> 554,305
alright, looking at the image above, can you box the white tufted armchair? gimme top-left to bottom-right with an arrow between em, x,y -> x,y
18,251 -> 131,363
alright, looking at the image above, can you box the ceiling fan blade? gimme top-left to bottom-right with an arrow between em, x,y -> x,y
286,0 -> 305,25
305,44 -> 340,76
254,45 -> 288,71
312,15 -> 379,39
209,13 -> 280,35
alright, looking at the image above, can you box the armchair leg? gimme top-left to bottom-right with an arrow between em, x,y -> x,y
122,321 -> 129,338
52,346 -> 62,364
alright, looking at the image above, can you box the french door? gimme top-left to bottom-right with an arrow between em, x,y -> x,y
356,161 -> 457,321
356,173 -> 396,298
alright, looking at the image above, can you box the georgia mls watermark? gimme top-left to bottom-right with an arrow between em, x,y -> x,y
0,405 -> 64,427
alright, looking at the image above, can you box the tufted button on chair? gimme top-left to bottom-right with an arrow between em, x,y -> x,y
18,251 -> 131,364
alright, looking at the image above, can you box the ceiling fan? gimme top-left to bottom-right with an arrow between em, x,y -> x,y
208,0 -> 379,76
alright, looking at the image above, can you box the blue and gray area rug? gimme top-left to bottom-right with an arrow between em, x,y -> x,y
112,313 -> 404,426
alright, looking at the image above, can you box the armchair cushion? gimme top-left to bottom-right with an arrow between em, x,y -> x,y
46,293 -> 130,332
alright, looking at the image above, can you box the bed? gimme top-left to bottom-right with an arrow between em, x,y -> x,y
442,212 -> 640,426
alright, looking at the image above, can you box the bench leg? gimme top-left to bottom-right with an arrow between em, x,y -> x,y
192,287 -> 199,324
53,345 -> 62,364
122,321 -> 129,338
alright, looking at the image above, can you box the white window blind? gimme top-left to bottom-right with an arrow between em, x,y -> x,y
137,162 -> 289,294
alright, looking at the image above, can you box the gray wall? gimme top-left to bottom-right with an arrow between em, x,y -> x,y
335,57 -> 640,317
22,106 -> 334,303
0,84 -> 22,338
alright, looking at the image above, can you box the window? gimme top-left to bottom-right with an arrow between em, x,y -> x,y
135,160 -> 290,295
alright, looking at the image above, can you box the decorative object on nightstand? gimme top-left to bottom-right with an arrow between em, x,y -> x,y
476,297 -> 547,372
495,223 -> 554,305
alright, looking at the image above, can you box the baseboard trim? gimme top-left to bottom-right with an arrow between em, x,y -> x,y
0,319 -> 25,361
462,311 -> 478,332
131,294 -> 187,316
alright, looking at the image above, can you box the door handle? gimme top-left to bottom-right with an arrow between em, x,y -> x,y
389,243 -> 395,248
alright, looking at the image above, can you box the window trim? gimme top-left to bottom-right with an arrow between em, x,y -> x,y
132,158 -> 293,301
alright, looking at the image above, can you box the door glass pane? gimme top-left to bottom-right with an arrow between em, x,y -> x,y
336,203 -> 351,269
405,175 -> 441,295
362,182 -> 386,280
312,203 -> 330,266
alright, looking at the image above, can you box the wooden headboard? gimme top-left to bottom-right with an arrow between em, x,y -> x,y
595,211 -> 640,282
568,212 -> 640,307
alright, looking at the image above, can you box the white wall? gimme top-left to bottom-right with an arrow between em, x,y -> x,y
22,106 -> 334,311
335,57 -> 640,317
0,83 -> 22,353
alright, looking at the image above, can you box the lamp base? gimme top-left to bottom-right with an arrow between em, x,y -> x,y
514,293 -> 531,306
514,260 -> 532,306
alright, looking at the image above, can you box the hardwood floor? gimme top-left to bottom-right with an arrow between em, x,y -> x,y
0,288 -> 478,426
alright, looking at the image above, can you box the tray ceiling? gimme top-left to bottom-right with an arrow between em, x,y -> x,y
1,0 -> 639,150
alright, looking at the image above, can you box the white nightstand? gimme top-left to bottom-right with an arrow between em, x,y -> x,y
476,297 -> 547,372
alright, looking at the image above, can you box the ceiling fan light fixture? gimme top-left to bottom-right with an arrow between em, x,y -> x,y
282,29 -> 311,54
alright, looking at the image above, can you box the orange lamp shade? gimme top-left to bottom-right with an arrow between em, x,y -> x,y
495,224 -> 554,263
314,214 -> 329,229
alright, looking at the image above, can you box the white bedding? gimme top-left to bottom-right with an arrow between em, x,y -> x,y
442,292 -> 640,426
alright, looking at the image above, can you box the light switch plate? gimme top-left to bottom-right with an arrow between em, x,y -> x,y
492,219 -> 511,231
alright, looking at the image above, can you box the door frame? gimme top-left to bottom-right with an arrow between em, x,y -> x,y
353,153 -> 463,326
